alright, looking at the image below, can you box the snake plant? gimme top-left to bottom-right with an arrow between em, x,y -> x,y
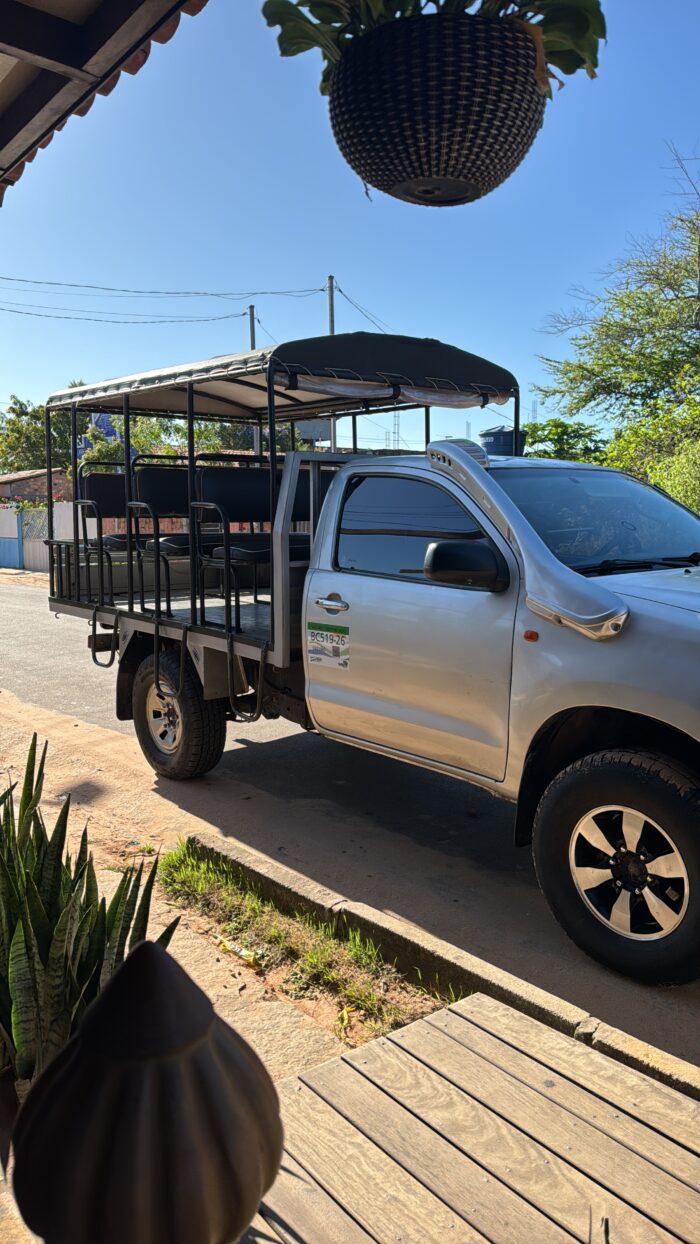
0,736 -> 179,1100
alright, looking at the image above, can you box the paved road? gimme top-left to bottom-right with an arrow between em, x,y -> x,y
1,581 -> 699,1064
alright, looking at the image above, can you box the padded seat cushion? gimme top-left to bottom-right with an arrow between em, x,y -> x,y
211,533 -> 311,564
145,533 -> 219,556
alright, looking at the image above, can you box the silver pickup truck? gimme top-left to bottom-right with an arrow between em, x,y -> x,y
45,335 -> 700,985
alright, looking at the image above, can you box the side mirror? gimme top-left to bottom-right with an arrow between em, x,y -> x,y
423,540 -> 509,592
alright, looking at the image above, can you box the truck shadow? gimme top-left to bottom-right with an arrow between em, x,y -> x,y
154,724 -> 700,1066
202,725 -> 522,871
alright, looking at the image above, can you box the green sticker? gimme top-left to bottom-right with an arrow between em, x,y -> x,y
307,621 -> 350,668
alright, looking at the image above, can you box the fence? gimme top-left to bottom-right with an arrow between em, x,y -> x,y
0,504 -> 96,573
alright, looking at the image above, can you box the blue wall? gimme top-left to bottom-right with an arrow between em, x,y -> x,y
0,512 -> 24,568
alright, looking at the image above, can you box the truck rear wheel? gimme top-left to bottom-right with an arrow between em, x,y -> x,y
533,750 -> 700,984
132,648 -> 227,780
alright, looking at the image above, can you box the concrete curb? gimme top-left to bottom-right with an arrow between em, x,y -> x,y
187,831 -> 700,1101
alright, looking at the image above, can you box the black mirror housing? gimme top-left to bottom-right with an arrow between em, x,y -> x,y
423,540 -> 509,592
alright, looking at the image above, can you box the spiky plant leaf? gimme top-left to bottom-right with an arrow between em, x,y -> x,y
78,898 -> 106,1012
84,857 -> 98,926
128,856 -> 158,951
9,924 -> 38,1082
38,797 -> 71,924
113,865 -> 142,970
17,734 -> 37,832
155,916 -> 181,951
17,738 -> 47,853
72,827 -> 89,889
43,880 -> 87,1064
25,875 -> 51,967
101,872 -> 131,989
105,870 -> 130,942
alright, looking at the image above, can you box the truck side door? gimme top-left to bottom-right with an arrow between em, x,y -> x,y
303,469 -> 518,781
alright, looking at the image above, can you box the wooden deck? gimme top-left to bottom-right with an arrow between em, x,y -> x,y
245,993 -> 700,1244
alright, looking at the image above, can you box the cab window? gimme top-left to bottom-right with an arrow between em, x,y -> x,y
336,474 -> 488,581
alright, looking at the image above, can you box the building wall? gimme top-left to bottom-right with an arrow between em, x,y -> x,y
0,470 -> 71,502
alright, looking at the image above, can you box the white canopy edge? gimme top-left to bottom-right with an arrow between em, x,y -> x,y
281,375 -> 510,409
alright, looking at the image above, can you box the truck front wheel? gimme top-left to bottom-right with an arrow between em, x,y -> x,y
132,649 -> 227,780
533,750 -> 700,984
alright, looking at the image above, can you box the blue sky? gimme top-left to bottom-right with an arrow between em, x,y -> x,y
0,0 -> 698,449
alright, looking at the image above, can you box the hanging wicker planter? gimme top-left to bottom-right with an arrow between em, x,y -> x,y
329,13 -> 546,206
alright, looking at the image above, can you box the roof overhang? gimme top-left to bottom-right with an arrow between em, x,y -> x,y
0,0 -> 209,205
46,332 -> 519,422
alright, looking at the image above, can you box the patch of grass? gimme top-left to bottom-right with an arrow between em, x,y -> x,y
160,841 -> 444,1043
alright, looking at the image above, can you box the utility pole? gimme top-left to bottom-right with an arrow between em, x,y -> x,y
327,275 -> 337,450
248,305 -> 256,350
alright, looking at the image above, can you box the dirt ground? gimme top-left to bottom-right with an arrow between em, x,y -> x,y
0,682 -> 346,1243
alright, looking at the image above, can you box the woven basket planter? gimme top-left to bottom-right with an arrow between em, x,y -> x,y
329,13 -> 546,206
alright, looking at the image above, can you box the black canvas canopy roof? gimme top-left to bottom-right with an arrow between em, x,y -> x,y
46,332 -> 518,421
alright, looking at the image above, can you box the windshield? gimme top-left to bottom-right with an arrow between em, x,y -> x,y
491,467 -> 700,573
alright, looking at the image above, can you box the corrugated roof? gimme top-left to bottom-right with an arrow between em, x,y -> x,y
0,0 -> 210,205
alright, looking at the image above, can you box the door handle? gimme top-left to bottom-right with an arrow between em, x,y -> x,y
315,597 -> 349,612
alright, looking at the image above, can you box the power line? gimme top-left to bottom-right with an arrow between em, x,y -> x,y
0,297 -> 252,322
335,283 -> 392,333
255,314 -> 278,345
0,275 -> 325,300
0,305 -> 250,325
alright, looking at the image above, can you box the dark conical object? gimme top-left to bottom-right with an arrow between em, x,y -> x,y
12,943 -> 283,1244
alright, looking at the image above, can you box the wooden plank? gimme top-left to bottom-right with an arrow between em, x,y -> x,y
301,1058 -> 570,1244
344,1036 -> 675,1244
398,1014 -> 700,1242
279,1080 -> 477,1243
442,999 -> 700,1193
456,994 -> 700,1157
261,1152 -> 373,1244
240,1211 -> 285,1243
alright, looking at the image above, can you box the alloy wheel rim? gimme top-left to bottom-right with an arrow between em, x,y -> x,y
146,683 -> 182,754
569,805 -> 689,941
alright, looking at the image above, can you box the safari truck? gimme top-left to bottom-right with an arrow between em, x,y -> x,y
45,333 -> 700,984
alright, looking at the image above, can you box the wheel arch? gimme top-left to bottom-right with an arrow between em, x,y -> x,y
515,707 -> 700,847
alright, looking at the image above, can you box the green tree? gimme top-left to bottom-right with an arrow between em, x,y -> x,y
0,396 -> 89,474
0,383 -> 89,474
536,208 -> 700,422
525,416 -> 607,461
603,366 -> 700,480
648,440 -> 700,513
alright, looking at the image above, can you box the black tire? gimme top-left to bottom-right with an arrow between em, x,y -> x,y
533,750 -> 700,984
132,648 -> 227,780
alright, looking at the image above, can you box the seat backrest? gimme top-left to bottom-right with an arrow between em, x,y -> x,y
198,466 -> 335,524
80,471 -> 126,519
134,466 -> 189,517
198,467 -> 271,522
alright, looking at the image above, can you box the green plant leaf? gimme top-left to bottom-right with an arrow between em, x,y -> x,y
17,739 -> 47,853
9,923 -> 37,1082
72,826 -> 89,888
113,864 -> 143,970
25,874 -> 51,967
101,871 -> 131,988
128,856 -> 158,952
43,880 -> 86,1064
17,734 -> 37,831
79,898 -> 106,1003
155,916 -> 181,951
84,856 -> 98,925
105,870 -> 130,942
38,796 -> 71,924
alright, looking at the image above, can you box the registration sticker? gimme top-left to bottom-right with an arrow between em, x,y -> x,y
307,621 -> 350,668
